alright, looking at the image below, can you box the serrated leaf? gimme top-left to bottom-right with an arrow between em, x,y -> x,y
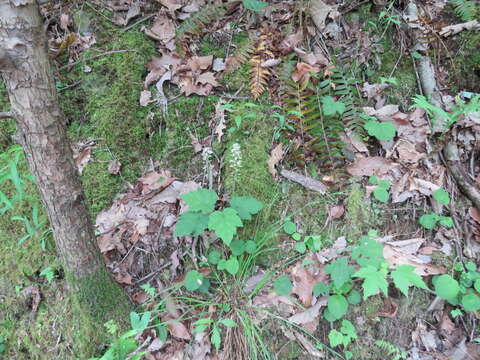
313,282 -> 330,296
211,326 -> 221,350
321,96 -> 346,116
174,211 -> 209,237
364,119 -> 396,141
351,236 -> 385,269
327,295 -> 348,320
184,270 -> 205,291
219,319 -> 237,327
325,258 -> 355,289
434,274 -> 460,300
433,188 -> 450,205
461,293 -> 480,311
181,189 -> 218,213
474,279 -> 480,292
354,265 -> 389,299
208,208 -> 243,246
391,264 -> 428,297
229,196 -> 263,220
274,276 -> 292,296
373,187 -> 389,202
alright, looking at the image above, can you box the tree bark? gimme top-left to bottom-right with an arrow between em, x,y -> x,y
0,0 -> 130,354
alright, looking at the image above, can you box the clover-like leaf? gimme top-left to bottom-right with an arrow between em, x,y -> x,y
419,213 -> 439,230
328,295 -> 348,320
391,264 -> 428,297
373,187 -> 389,203
433,188 -> 450,205
434,274 -> 460,301
229,196 -> 263,220
229,240 -> 246,256
184,270 -> 205,291
461,293 -> 480,311
181,189 -> 218,213
208,208 -> 243,246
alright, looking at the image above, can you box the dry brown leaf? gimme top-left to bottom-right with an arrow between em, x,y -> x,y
74,147 -> 92,175
293,48 -> 318,66
107,160 -> 121,175
291,265 -> 316,307
328,205 -> 344,220
375,297 -> 398,318
196,72 -> 218,87
383,243 -> 446,276
145,14 -> 176,44
164,317 -> 191,340
309,0 -> 332,32
158,0 -> 183,12
288,297 -> 327,324
396,140 -> 425,163
140,90 -> 153,106
347,156 -> 399,177
187,55 -> 213,72
214,101 -> 227,142
291,62 -> 320,83
267,143 -> 284,177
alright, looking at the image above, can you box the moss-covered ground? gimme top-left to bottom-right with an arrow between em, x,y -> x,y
1,2 -> 476,359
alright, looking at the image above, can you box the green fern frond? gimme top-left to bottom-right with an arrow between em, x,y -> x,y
374,340 -> 408,360
450,0 -> 478,21
175,4 -> 227,54
329,67 -> 364,135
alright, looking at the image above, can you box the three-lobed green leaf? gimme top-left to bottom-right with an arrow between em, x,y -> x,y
174,211 -> 209,237
181,188 -> 218,213
229,196 -> 263,220
325,257 -> 355,289
391,264 -> 428,297
354,265 -> 389,299
208,208 -> 243,246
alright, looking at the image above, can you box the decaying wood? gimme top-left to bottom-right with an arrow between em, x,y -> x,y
280,169 -> 327,194
440,20 -> 480,37
443,142 -> 480,211
0,111 -> 13,119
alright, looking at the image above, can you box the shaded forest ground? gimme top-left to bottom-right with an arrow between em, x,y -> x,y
0,0 -> 479,359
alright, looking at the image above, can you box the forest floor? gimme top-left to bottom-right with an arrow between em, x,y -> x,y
0,0 -> 480,359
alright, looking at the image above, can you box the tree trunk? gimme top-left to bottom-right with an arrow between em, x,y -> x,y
0,0 -> 130,355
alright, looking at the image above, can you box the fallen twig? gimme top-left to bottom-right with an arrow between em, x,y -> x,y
443,142 -> 480,211
0,111 -> 13,119
280,169 -> 327,194
440,20 -> 480,37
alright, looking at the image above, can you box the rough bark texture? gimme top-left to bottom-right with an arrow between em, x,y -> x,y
0,0 -> 130,354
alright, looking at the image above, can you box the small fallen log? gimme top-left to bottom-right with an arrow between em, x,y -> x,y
280,169 -> 327,194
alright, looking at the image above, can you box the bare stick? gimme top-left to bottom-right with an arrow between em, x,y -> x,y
280,169 -> 327,194
0,111 -> 13,119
